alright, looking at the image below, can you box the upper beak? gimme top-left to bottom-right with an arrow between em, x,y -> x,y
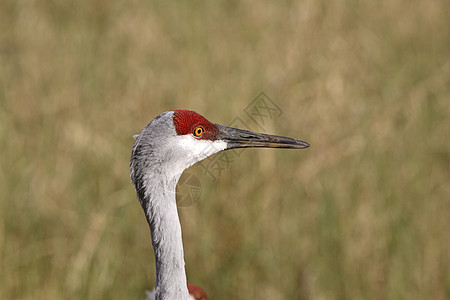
214,124 -> 310,150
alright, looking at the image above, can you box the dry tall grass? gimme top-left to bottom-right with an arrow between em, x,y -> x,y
1,1 -> 449,299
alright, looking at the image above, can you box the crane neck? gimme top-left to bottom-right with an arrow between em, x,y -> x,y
140,173 -> 190,300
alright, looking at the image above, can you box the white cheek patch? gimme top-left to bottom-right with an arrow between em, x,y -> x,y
164,134 -> 227,178
177,134 -> 227,160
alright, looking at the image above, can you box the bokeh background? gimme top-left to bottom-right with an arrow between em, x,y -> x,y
1,1 -> 449,299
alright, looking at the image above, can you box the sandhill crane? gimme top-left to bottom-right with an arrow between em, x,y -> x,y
130,110 -> 309,300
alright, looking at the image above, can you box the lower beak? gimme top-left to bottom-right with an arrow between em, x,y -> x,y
214,124 -> 310,150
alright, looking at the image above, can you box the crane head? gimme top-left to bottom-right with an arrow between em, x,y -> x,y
130,110 -> 309,298
131,110 -> 309,181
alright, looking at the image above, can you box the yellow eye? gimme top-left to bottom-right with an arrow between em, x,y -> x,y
193,126 -> 204,137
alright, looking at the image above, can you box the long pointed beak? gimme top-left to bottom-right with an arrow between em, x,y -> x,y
214,124 -> 310,150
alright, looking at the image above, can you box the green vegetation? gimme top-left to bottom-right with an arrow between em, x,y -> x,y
1,1 -> 449,299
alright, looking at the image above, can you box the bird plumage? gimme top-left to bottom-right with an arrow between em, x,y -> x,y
130,110 -> 309,299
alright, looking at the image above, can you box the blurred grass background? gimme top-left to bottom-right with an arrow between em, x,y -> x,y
1,0 -> 449,299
